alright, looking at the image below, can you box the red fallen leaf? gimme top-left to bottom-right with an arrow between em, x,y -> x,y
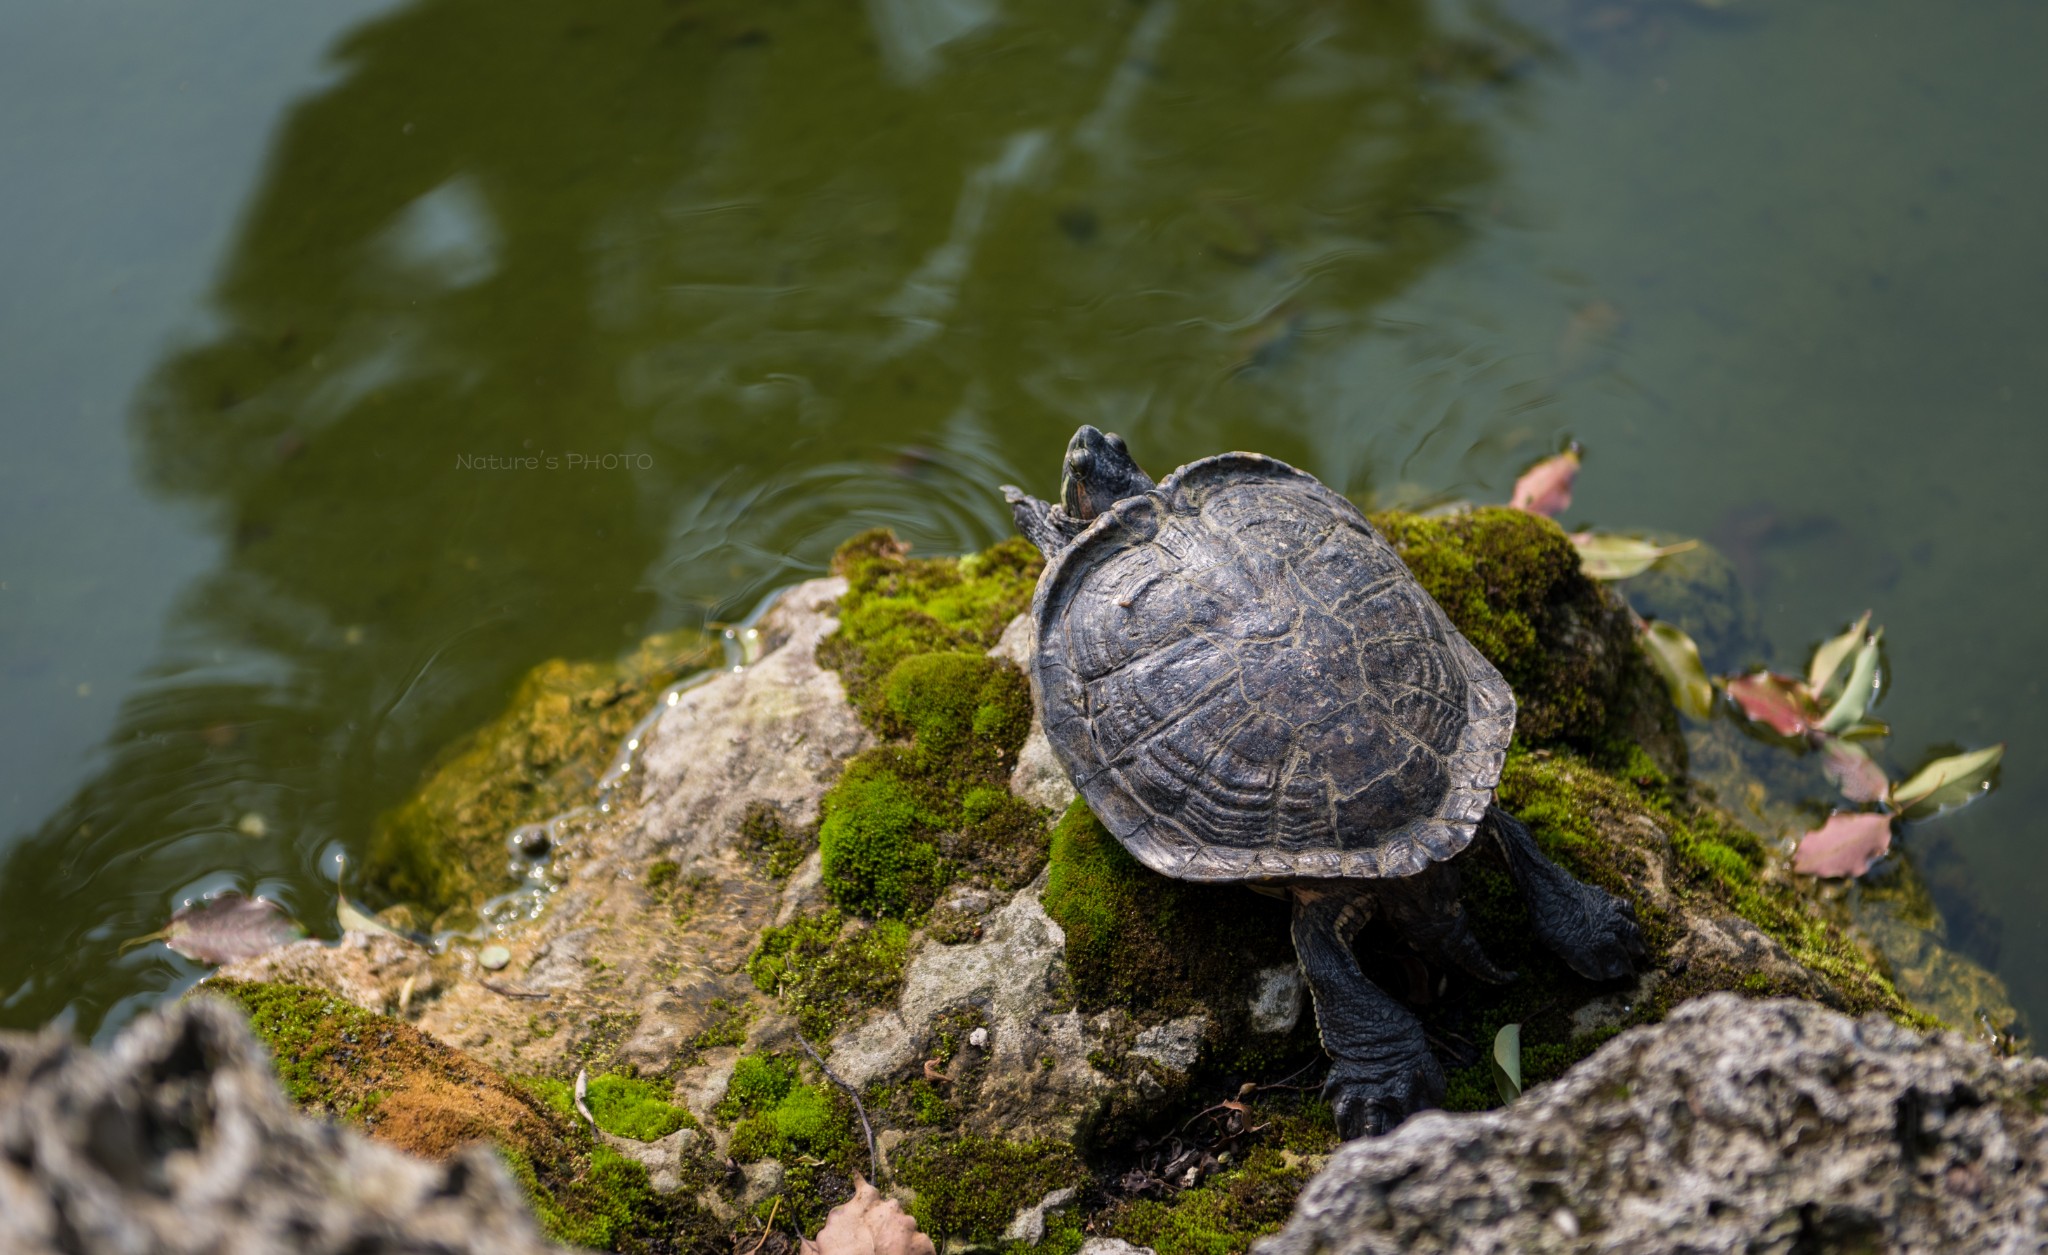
161,893 -> 304,965
1792,812 -> 1894,878
801,1176 -> 935,1255
1509,446 -> 1582,518
1819,737 -> 1890,804
1724,672 -> 1819,737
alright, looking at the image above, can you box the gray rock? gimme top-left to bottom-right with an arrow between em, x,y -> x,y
1248,964 -> 1305,1035
992,614 -> 1077,814
0,998 -> 562,1255
739,1159 -> 786,1208
1078,1240 -> 1157,1255
601,1126 -> 702,1194
1255,994 -> 2048,1255
1130,1015 -> 1207,1074
1002,1185 -> 1078,1244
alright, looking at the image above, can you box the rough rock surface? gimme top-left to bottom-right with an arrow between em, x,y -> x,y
225,576 -> 869,1075
1256,994 -> 2048,1255
0,998 -> 561,1254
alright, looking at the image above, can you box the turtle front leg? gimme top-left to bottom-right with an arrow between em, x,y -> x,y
1484,805 -> 1648,981
1290,886 -> 1444,1138
1002,486 -> 1074,558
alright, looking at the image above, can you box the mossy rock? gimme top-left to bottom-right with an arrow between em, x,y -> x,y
366,627 -> 717,921
1370,507 -> 1678,759
893,1133 -> 1088,1244
198,979 -> 720,1252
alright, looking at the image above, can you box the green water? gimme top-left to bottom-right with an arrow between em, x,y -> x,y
2,0 -> 2044,1040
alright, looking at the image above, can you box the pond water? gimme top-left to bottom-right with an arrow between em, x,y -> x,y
2,0 -> 2043,1041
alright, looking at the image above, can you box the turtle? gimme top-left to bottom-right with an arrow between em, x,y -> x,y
1002,426 -> 1647,1138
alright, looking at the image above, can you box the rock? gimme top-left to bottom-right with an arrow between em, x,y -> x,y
992,614 -> 1078,814
223,577 -> 871,1077
1247,965 -> 1305,1034
0,998 -> 562,1254
1002,1185 -> 1078,1244
1078,1240 -> 1158,1255
601,1127 -> 702,1194
1130,1015 -> 1206,1074
1255,994 -> 2048,1255
740,1159 -> 786,1208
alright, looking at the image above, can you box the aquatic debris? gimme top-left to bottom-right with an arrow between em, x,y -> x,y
236,812 -> 268,838
141,893 -> 303,965
1891,745 -> 2005,820
1508,446 -> 1581,519
801,1176 -> 935,1255
1792,812 -> 1895,878
337,888 -> 407,940
1815,630 -> 1883,734
1638,619 -> 1715,720
1807,611 -> 1872,700
1819,739 -> 1890,805
1724,671 -> 1818,739
1490,1023 -> 1523,1104
1568,533 -> 1699,580
479,945 -> 512,971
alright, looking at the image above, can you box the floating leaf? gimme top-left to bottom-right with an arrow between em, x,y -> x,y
161,893 -> 303,965
1891,744 -> 2005,820
1819,737 -> 1890,804
1569,533 -> 1699,580
1792,812 -> 1894,878
1639,621 -> 1715,720
1816,630 -> 1883,735
1509,446 -> 1581,518
1807,611 -> 1871,700
1724,671 -> 1819,738
1490,1023 -> 1523,1104
802,1176 -> 936,1255
337,888 -> 405,939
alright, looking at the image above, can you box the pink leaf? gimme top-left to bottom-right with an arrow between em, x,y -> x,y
801,1177 -> 935,1255
1792,812 -> 1894,878
1724,672 -> 1819,738
1819,738 -> 1890,804
163,893 -> 303,965
1509,446 -> 1581,518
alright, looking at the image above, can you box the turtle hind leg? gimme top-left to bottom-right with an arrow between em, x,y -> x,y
1290,886 -> 1444,1138
1483,805 -> 1648,982
1370,858 -> 1515,986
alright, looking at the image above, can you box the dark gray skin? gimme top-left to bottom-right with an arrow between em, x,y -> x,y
1003,426 -> 1647,1139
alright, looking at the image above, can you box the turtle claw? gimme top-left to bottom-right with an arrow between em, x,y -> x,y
1326,1052 -> 1445,1140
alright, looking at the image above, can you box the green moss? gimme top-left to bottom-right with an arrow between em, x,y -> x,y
523,1073 -> 696,1141
200,980 -> 714,1252
1039,798 -> 1295,1017
1106,1148 -> 1310,1255
1372,507 -> 1648,748
894,1134 -> 1086,1243
819,530 -> 1042,716
738,801 -> 814,880
716,1051 -> 865,1231
818,763 -> 950,918
367,628 -> 718,920
747,907 -> 912,1038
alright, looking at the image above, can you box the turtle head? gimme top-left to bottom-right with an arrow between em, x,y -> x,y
1060,426 -> 1155,522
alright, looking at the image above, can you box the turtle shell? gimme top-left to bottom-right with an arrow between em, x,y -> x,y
1031,453 -> 1514,882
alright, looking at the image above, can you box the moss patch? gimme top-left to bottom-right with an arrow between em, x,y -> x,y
747,908 -> 913,1039
716,1051 -> 866,1231
893,1134 -> 1087,1244
199,979 -> 716,1252
523,1071 -> 696,1141
1372,507 -> 1657,751
1104,1148 -> 1312,1255
1040,798 -> 1296,1019
367,627 -> 717,921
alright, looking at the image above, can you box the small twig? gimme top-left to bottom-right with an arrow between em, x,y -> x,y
741,1196 -> 782,1255
922,1059 -> 951,1084
796,1033 -> 877,1181
482,980 -> 550,1000
1246,1057 -> 1322,1094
